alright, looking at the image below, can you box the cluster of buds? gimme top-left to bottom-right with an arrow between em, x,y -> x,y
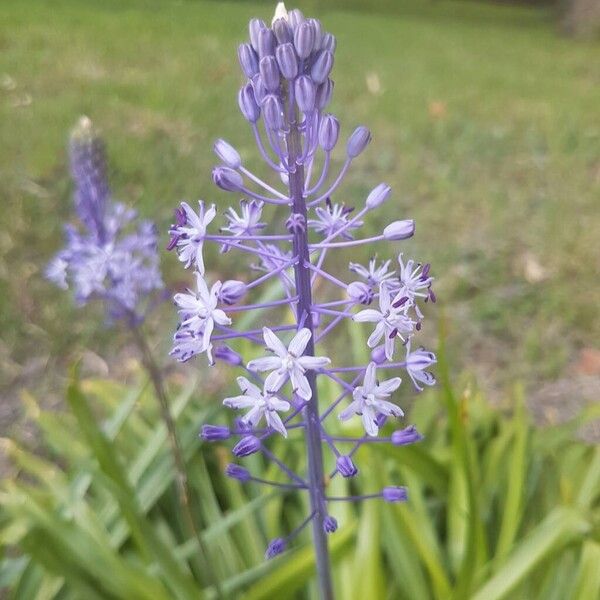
169,4 -> 436,591
46,117 -> 163,323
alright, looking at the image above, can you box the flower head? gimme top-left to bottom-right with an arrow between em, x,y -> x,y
224,376 -> 291,437
339,362 -> 403,436
168,201 -> 216,274
247,328 -> 331,401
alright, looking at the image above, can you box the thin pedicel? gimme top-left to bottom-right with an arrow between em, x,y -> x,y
169,4 -> 437,599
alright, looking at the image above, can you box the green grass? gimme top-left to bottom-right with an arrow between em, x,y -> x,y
1,0 -> 599,390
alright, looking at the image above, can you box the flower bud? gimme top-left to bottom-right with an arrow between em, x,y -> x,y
371,345 -> 387,365
200,424 -> 231,441
218,279 -> 247,305
311,50 -> 334,84
347,281 -> 374,305
262,94 -> 284,130
288,8 -> 304,30
273,17 -> 292,44
279,169 -> 289,186
249,18 -> 266,52
391,425 -> 423,446
275,43 -> 298,80
251,74 -> 268,104
366,183 -> 391,209
336,455 -> 358,478
257,27 -> 275,58
232,435 -> 261,457
295,75 -> 316,113
321,32 -> 337,53
318,114 -> 339,151
225,463 -> 251,481
286,212 -> 307,234
315,78 -> 334,109
346,126 -> 372,158
238,83 -> 260,123
212,166 -> 244,192
382,486 -> 408,503
265,538 -> 286,559
213,345 -> 243,366
383,220 -> 415,240
308,18 -> 323,48
259,55 -> 280,92
213,139 -> 241,169
238,43 -> 258,78
294,21 -> 315,59
323,515 -> 338,534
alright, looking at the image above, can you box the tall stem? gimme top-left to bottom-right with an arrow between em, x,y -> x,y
130,325 -> 225,599
286,125 -> 334,599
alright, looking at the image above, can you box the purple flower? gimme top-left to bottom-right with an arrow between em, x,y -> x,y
247,328 -> 330,401
224,376 -> 291,437
168,201 -> 216,274
339,362 -> 403,436
47,117 -> 163,322
170,5 -> 437,575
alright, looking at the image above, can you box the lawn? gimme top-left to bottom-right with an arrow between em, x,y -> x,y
1,0 -> 599,398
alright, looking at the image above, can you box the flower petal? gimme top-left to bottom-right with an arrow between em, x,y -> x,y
289,328 -> 312,356
265,411 -> 288,437
353,309 -> 382,323
297,355 -> 331,370
362,407 -> 379,436
247,356 -> 282,372
262,327 -> 288,357
265,369 -> 289,392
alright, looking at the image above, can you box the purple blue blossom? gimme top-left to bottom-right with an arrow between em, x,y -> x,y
169,4 -> 437,592
46,116 -> 163,322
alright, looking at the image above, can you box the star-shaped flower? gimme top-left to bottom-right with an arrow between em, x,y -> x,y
405,341 -> 437,391
353,283 -> 415,361
172,273 -> 231,363
308,201 -> 362,240
339,362 -> 403,436
223,376 -> 291,437
392,253 -> 434,307
349,257 -> 395,289
168,201 -> 216,274
247,327 -> 331,401
222,200 -> 265,237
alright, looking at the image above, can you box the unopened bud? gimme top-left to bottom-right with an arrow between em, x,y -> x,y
383,220 -> 415,241
213,139 -> 241,169
366,183 -> 391,209
346,126 -> 372,158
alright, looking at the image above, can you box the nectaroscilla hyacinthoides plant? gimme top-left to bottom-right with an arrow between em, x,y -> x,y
169,4 -> 436,597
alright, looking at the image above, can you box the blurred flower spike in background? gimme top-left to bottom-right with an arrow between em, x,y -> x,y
169,3 -> 437,596
46,116 -> 163,324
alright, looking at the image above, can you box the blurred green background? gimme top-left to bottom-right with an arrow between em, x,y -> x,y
1,0 -> 599,598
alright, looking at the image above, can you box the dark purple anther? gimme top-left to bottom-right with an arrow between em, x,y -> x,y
273,18 -> 292,44
346,126 -> 372,158
214,139 -> 242,169
238,83 -> 260,123
429,289 -> 437,303
276,43 -> 298,80
232,435 -> 261,457
391,425 -> 423,446
262,94 -> 284,130
212,166 -> 244,192
318,114 -> 340,151
166,234 -> 179,251
323,516 -> 338,534
249,18 -> 266,52
383,220 -> 415,240
294,20 -> 315,59
382,486 -> 408,503
416,322 -> 422,331
238,43 -> 259,78
200,425 -> 231,441
315,78 -> 334,109
393,296 -> 409,309
295,76 -> 316,113
366,183 -> 391,209
225,463 -> 251,481
311,50 -> 334,84
175,206 -> 186,227
336,455 -> 358,478
218,280 -> 247,305
213,345 -> 243,366
265,538 -> 286,559
422,263 -> 431,277
259,55 -> 280,92
257,27 -> 276,58
389,328 -> 398,339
